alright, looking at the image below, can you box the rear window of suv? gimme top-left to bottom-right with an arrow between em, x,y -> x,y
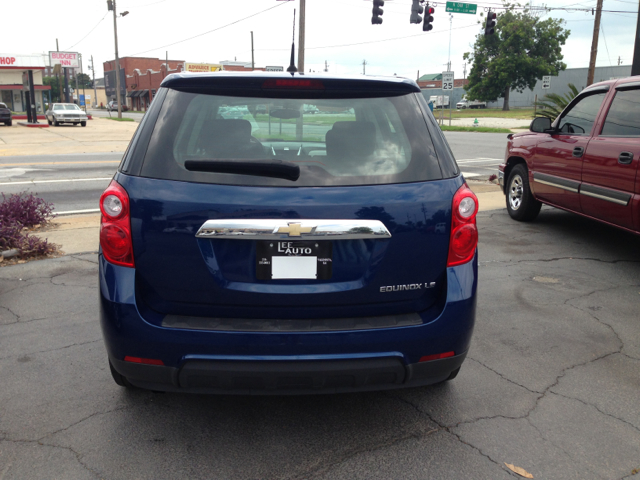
139,89 -> 443,187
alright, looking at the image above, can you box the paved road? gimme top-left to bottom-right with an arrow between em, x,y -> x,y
0,133 -> 507,214
88,109 -> 145,122
1,208 -> 638,479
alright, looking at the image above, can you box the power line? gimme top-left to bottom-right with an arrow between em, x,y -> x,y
126,2 -> 289,57
64,13 -> 108,50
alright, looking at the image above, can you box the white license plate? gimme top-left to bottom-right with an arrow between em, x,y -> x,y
271,256 -> 317,279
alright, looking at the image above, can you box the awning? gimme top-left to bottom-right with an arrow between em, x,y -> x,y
130,90 -> 141,97
126,91 -> 135,97
139,89 -> 149,97
0,84 -> 51,90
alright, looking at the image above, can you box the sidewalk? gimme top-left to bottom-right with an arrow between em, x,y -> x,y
34,181 -> 505,255
0,117 -> 137,156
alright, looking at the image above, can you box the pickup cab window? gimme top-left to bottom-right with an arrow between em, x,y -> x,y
601,89 -> 640,136
557,93 -> 606,135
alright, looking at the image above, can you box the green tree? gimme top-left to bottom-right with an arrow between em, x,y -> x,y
463,3 -> 570,111
43,76 -> 61,103
70,73 -> 92,89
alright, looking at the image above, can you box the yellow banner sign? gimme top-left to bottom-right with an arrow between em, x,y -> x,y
184,63 -> 223,73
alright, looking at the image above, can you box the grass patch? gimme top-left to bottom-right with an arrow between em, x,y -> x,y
104,117 -> 135,122
437,108 -> 535,119
440,125 -> 513,133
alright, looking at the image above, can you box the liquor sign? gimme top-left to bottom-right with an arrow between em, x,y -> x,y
445,2 -> 477,14
184,63 -> 222,73
542,76 -> 551,89
49,51 -> 80,68
442,72 -> 454,91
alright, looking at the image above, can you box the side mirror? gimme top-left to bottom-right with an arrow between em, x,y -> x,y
530,117 -> 552,133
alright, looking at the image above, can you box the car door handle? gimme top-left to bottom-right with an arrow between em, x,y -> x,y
573,147 -> 584,158
618,151 -> 634,165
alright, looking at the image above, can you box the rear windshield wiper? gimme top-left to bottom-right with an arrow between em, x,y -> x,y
184,159 -> 300,181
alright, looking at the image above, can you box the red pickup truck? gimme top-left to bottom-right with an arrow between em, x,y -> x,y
499,76 -> 640,235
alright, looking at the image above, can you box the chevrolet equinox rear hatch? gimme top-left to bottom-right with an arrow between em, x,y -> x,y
116,75 -> 460,321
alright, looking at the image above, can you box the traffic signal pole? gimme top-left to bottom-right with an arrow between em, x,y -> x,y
112,0 -> 123,118
632,0 -> 640,76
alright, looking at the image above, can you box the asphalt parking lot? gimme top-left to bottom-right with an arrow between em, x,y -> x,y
1,207 -> 639,479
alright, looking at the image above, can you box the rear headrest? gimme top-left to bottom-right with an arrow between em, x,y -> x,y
198,119 -> 252,158
326,121 -> 376,158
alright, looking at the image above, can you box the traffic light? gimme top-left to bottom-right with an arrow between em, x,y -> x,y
423,4 -> 434,31
107,0 -> 113,11
484,9 -> 497,35
410,0 -> 423,24
372,0 -> 384,25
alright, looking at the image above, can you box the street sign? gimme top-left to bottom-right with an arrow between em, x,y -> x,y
445,2 -> 477,14
442,72 -> 454,91
542,76 -> 551,89
80,95 -> 85,106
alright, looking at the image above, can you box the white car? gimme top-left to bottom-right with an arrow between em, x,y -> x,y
45,103 -> 88,127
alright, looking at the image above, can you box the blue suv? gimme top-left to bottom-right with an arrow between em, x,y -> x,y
99,72 -> 478,394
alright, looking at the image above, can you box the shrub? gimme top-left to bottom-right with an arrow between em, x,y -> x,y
0,192 -> 57,260
0,192 -> 55,227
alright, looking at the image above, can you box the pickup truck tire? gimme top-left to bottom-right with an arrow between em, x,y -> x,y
506,164 -> 541,221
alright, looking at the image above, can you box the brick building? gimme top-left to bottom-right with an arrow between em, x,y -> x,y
104,57 -> 185,111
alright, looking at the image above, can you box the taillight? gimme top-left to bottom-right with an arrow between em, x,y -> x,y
99,180 -> 134,268
447,183 -> 479,267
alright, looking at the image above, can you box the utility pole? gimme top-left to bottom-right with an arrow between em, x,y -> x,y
587,0 -> 603,86
91,55 -> 97,108
297,0 -> 305,74
362,59 -> 367,75
112,0 -> 123,118
632,0 -> 640,76
463,62 -> 467,79
251,31 -> 255,71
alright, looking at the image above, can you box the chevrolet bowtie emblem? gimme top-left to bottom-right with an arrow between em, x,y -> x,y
275,222 -> 315,237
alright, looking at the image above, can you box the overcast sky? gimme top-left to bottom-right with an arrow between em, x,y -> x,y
6,0 -> 638,80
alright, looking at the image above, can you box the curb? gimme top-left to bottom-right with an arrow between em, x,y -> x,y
17,121 -> 49,128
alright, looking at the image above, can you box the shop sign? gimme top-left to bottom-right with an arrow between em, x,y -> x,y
49,51 -> 80,68
184,63 -> 223,73
0,54 -> 47,68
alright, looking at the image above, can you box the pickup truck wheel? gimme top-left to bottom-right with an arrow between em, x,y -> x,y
81,121 -> 87,127
47,118 -> 52,125
53,118 -> 59,126
5,120 -> 11,126
506,164 -> 541,221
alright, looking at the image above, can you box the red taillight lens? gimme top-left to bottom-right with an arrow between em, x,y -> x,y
419,351 -> 455,362
262,79 -> 324,89
447,183 -> 479,267
99,180 -> 134,268
124,356 -> 164,366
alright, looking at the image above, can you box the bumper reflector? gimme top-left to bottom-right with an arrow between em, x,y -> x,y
124,356 -> 164,366
419,351 -> 455,362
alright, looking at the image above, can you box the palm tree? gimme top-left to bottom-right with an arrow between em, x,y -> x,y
534,84 -> 580,121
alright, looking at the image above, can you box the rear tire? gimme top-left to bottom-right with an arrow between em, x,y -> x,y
109,360 -> 133,388
506,164 -> 542,221
81,121 -> 86,127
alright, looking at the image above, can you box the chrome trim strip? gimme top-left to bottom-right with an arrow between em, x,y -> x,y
534,178 -> 579,193
195,219 -> 392,240
579,189 -> 630,206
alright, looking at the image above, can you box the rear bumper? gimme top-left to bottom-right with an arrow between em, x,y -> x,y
100,253 -> 477,394
110,352 -> 467,394
498,163 -> 506,192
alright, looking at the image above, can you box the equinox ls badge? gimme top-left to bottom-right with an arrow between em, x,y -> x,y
380,282 -> 436,292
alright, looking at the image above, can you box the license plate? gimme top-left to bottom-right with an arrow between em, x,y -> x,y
256,241 -> 332,280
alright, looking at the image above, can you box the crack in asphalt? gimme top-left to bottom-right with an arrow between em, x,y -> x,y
69,254 -> 99,265
287,428 -> 437,480
0,338 -> 101,362
466,357 -> 542,394
385,393 -> 515,477
0,437 -> 102,479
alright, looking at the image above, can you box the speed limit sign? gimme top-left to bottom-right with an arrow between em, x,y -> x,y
442,71 -> 454,91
